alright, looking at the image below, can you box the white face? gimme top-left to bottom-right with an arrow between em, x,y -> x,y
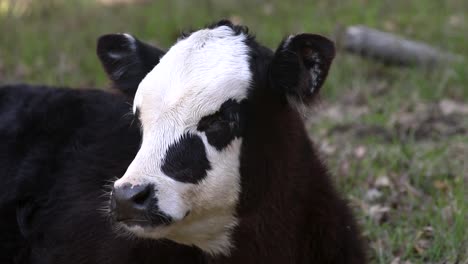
113,25 -> 252,255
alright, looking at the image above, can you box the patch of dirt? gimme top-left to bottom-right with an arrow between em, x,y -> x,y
329,123 -> 394,141
312,99 -> 468,142
390,100 -> 468,140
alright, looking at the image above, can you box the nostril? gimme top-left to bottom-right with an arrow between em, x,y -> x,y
131,185 -> 152,205
111,184 -> 172,226
112,184 -> 154,208
111,184 -> 154,222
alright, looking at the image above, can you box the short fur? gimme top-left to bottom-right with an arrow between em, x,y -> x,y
0,84 -> 202,263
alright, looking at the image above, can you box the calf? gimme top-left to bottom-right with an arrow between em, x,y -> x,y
100,20 -> 367,263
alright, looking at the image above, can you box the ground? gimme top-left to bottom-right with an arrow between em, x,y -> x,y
0,0 -> 467,263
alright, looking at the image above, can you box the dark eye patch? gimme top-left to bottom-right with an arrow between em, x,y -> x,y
197,99 -> 246,151
161,133 -> 211,184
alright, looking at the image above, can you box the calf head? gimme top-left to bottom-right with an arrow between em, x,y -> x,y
98,20 -> 335,255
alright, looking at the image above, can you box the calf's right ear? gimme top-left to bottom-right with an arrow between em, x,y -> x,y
97,34 -> 165,98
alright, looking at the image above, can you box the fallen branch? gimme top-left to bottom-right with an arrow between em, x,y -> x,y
336,25 -> 462,67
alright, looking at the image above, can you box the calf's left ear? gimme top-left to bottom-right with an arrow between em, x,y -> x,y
269,34 -> 335,105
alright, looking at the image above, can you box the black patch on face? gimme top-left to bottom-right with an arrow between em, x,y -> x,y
161,133 -> 211,184
197,99 -> 247,151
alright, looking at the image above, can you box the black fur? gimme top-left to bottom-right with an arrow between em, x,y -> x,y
97,34 -> 165,98
269,34 -> 335,103
201,24 -> 367,263
178,19 -> 250,42
197,99 -> 247,151
161,133 -> 211,184
0,84 -> 202,263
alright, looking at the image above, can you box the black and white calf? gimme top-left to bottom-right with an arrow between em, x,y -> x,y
99,20 -> 367,263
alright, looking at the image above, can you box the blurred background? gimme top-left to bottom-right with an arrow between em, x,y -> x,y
0,0 -> 466,263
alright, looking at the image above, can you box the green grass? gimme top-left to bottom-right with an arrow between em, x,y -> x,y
1,0 -> 467,263
324,136 -> 467,263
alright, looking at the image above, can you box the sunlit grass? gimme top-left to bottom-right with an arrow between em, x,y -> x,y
0,0 -> 32,16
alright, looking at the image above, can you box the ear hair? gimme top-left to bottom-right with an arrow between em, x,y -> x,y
97,33 -> 165,98
269,33 -> 335,106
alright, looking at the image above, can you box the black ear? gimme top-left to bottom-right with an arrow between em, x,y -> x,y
97,33 -> 165,98
269,34 -> 335,105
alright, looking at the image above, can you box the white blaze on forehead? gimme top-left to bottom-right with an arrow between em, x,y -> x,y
133,25 -> 251,118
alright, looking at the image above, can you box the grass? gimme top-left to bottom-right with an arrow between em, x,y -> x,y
1,0 -> 467,263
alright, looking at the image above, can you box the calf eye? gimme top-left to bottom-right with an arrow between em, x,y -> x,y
197,99 -> 246,151
197,113 -> 229,133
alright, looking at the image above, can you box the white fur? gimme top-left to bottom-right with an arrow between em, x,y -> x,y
283,34 -> 294,51
115,26 -> 251,255
309,52 -> 322,92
